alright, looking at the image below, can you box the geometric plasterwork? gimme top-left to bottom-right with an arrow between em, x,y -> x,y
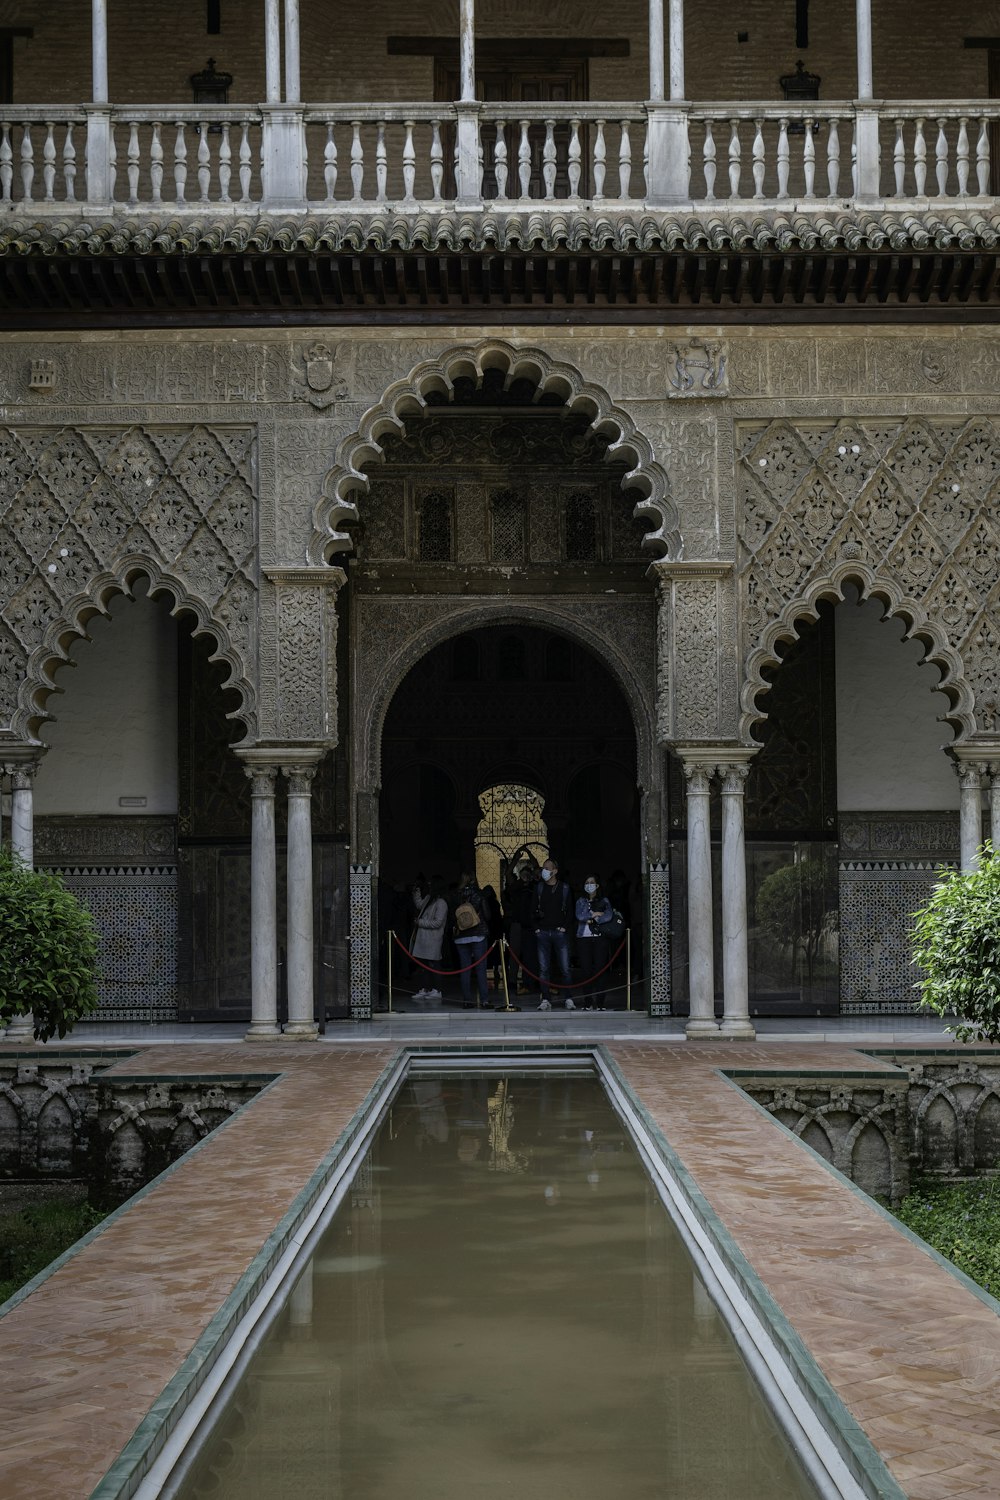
309,338 -> 678,563
0,423 -> 259,740
264,566 -> 346,743
736,416 -> 1000,742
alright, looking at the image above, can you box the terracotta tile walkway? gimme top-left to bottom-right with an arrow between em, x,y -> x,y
0,1043 -> 398,1500
609,1043 -> 1000,1500
2,1039 -> 999,1498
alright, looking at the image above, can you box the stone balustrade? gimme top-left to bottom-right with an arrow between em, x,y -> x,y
1,99 -> 998,216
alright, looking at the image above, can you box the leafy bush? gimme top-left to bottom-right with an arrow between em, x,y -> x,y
895,1178 -> 1000,1296
0,1199 -> 106,1304
0,846 -> 100,1040
911,842 -> 1000,1042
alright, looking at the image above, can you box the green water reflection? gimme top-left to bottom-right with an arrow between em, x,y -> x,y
178,1076 -> 816,1499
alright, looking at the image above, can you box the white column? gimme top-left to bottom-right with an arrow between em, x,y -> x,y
245,763 -> 281,1038
856,0 -> 874,100
459,0 -> 475,102
282,762 -> 318,1039
5,763 -> 39,1041
956,759 -> 986,871
668,0 -> 685,102
284,0 -> 301,105
683,761 -> 719,1037
718,760 -> 755,1039
92,0 -> 109,103
989,763 -> 1000,850
264,0 -> 282,103
649,0 -> 665,102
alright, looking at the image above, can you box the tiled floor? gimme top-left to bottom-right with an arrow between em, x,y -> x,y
1,1030 -> 996,1498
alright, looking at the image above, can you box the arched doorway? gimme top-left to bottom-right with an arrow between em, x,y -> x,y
378,623 -> 642,1009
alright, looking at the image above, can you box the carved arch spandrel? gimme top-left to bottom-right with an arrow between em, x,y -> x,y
309,338 -> 678,563
740,562 -> 974,746
11,559 -> 257,743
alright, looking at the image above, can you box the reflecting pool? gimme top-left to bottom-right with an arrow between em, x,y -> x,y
176,1075 -> 816,1499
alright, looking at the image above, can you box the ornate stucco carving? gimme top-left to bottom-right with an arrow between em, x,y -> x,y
736,416 -> 999,742
652,562 -> 735,743
310,339 -> 679,564
0,423 -> 259,740
263,567 -> 345,744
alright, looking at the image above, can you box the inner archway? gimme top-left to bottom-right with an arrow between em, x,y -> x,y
379,623 -> 641,1006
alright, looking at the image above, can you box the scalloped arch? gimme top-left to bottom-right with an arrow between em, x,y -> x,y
740,561 -> 975,745
308,338 -> 679,563
12,558 -> 257,744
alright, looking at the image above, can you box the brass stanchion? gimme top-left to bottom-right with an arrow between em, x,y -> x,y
497,938 -> 519,1012
626,927 -> 632,1012
388,928 -> 394,1013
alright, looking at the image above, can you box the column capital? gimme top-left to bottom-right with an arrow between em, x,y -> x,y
681,761 -> 713,794
263,566 -> 348,592
953,757 -> 987,792
283,763 -> 318,794
717,762 -> 752,794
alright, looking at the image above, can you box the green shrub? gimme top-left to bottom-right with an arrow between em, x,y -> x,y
0,846 -> 100,1041
0,1199 -> 106,1304
895,1178 -> 1000,1296
911,842 -> 1000,1042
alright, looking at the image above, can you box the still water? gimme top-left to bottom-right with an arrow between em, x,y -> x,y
177,1076 -> 816,1499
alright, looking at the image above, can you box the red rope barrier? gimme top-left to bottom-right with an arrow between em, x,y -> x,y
506,937 -> 626,990
391,932 -> 498,976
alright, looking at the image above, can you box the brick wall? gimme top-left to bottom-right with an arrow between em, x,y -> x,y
6,0 -> 1000,106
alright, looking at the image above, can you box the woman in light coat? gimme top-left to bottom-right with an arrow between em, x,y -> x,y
411,878 -> 449,1005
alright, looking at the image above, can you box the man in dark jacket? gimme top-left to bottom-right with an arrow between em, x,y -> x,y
531,857 -> 575,1011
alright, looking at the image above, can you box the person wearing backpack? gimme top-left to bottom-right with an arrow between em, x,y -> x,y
575,874 -> 613,1010
453,873 -> 490,1010
531,857 -> 575,1011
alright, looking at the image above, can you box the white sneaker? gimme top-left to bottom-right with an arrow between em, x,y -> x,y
564,998 -> 576,1010
426,989 -> 442,1000
413,989 -> 428,1001
537,998 -> 552,1011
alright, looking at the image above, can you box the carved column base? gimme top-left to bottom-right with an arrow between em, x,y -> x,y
244,1021 -> 282,1041
719,1018 -> 756,1039
685,1018 -> 723,1039
281,1020 -> 320,1040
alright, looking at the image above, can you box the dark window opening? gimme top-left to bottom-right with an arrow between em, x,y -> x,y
417,489 -> 454,562
497,634 -> 527,681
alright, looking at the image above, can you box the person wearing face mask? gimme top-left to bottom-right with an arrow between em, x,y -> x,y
531,857 -> 575,1011
575,874 -> 613,1011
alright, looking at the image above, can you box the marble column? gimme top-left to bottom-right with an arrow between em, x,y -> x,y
718,759 -> 755,1039
667,0 -> 685,101
5,762 -> 39,1041
244,763 -> 281,1039
649,0 -> 665,102
264,0 -> 281,102
91,0 -> 109,101
855,0 -> 874,99
459,0 -> 475,101
683,761 -> 719,1037
282,761 -> 319,1039
956,759 -> 986,871
989,763 -> 1000,850
284,0 -> 301,104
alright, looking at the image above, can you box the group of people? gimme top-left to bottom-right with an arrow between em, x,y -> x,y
395,859 -> 624,1011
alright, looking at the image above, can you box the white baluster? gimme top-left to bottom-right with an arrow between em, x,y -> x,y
914,117 -> 927,195
430,119 -> 443,201
827,117 -> 840,198
752,117 -> 765,199
493,121 -> 508,199
218,122 -> 232,202
542,118 -> 556,198
63,123 -> 76,201
402,119 -> 416,203
126,120 -> 140,204
593,119 -> 606,199
324,123 -> 338,201
851,132 -> 858,196
174,121 -> 187,205
19,123 -> 33,202
803,117 -> 816,198
728,119 -> 741,199
568,117 -> 581,198
350,121 -> 364,201
42,122 -> 56,201
518,120 -> 531,198
703,120 -> 717,200
618,119 -> 631,199
375,120 -> 387,202
478,130 -> 485,198
893,118 -> 905,196
150,122 -> 163,204
109,122 -> 116,198
935,118 -> 948,196
239,123 -> 252,201
0,124 -> 11,201
957,117 -> 970,197
977,117 -> 990,196
197,120 -> 211,202
776,118 -> 789,198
